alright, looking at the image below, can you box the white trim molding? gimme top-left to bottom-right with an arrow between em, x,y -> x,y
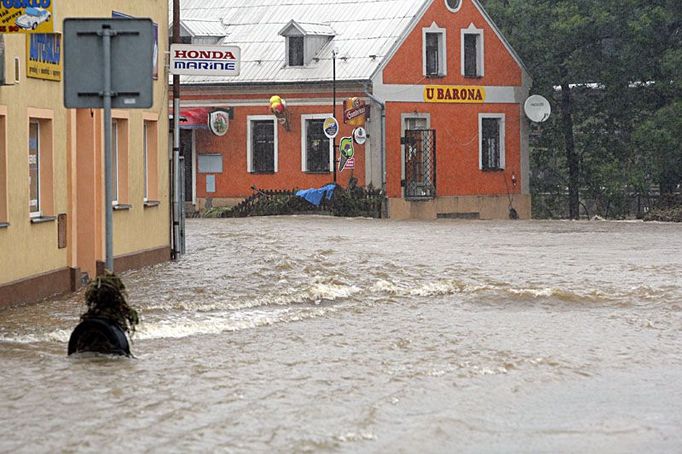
478,113 -> 505,170
461,23 -> 484,78
300,114 -> 334,172
445,0 -> 463,13
422,22 -> 447,78
246,115 -> 278,173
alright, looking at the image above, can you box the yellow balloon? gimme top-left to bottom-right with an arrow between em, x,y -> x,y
269,95 -> 281,104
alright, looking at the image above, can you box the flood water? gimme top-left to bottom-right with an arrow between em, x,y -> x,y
1,217 -> 681,453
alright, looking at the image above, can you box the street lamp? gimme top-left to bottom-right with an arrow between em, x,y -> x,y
332,47 -> 337,183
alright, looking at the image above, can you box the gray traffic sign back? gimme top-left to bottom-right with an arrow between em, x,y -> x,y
63,18 -> 154,109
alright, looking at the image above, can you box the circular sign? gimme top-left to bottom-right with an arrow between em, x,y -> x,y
524,95 -> 551,123
323,117 -> 339,139
353,127 -> 367,145
208,110 -> 230,136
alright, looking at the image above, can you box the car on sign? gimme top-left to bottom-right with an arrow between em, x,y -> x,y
16,7 -> 51,30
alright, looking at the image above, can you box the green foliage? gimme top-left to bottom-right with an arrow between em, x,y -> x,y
484,0 -> 681,218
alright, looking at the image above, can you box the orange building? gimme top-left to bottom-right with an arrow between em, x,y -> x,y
176,0 -> 531,219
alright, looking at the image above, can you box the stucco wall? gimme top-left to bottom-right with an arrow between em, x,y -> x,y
0,0 -> 169,290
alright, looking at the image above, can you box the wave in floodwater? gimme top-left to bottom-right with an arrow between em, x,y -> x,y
1,275 -> 677,345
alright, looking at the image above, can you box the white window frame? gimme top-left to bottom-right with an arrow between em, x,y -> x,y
400,113 -> 430,192
246,115 -> 278,173
444,0 -> 463,13
478,113 -> 505,170
111,119 -> 119,204
28,120 -> 40,217
143,122 -> 149,201
461,23 -> 484,77
300,114 -> 333,172
286,35 -> 305,67
422,22 -> 447,77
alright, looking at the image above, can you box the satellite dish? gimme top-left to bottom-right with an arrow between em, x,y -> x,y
524,95 -> 551,122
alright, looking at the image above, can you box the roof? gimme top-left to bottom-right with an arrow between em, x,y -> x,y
279,20 -> 336,37
178,18 -> 228,37
173,0 -> 427,85
171,0 -> 529,85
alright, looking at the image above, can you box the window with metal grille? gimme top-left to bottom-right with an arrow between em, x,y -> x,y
481,117 -> 502,170
425,32 -> 440,76
305,119 -> 331,172
288,36 -> 304,66
251,120 -> 275,173
464,33 -> 479,77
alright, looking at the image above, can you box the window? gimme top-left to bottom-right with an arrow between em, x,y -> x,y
143,123 -> 148,200
28,121 -> 40,215
301,116 -> 332,172
27,110 -> 54,219
423,24 -> 446,77
479,114 -> 505,170
112,120 -> 118,203
288,36 -> 304,66
445,0 -> 462,12
425,34 -> 440,76
462,25 -> 484,77
247,117 -> 278,173
0,109 -> 6,224
143,118 -> 159,202
14,57 -> 20,83
111,116 -> 129,206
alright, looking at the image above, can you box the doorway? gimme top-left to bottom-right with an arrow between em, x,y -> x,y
179,129 -> 194,204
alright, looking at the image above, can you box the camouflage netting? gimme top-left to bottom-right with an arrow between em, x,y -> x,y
81,272 -> 140,335
204,184 -> 384,219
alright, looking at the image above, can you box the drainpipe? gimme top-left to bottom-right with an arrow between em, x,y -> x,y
364,91 -> 386,191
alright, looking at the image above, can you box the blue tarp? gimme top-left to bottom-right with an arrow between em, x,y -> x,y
295,184 -> 337,207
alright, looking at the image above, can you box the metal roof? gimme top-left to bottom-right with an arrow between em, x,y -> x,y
172,0 -> 427,85
279,20 -> 336,37
179,18 -> 228,37
170,0 -> 530,85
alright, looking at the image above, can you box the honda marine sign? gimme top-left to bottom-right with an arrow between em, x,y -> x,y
170,44 -> 240,76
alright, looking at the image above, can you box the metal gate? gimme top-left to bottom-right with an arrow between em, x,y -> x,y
403,129 -> 436,199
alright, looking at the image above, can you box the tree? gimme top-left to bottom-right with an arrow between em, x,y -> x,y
484,0 -> 681,218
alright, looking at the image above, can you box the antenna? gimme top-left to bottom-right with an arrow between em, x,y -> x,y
524,95 -> 551,123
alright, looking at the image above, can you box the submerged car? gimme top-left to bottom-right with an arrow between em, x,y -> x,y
16,7 -> 51,30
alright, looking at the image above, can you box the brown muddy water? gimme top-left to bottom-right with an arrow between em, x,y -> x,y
1,217 -> 681,453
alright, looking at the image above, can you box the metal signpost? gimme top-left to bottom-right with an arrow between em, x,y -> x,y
63,18 -> 154,272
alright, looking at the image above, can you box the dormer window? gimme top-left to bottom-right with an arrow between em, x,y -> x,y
280,20 -> 335,67
288,36 -> 304,66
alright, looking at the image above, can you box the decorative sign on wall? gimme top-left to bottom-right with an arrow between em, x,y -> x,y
208,109 -> 230,136
423,85 -> 486,103
26,32 -> 61,81
352,127 -> 367,145
323,116 -> 339,139
170,44 -> 240,77
338,136 -> 354,171
343,97 -> 366,126
0,1 -> 55,34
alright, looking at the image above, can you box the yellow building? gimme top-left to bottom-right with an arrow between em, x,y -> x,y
0,1 -> 170,306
